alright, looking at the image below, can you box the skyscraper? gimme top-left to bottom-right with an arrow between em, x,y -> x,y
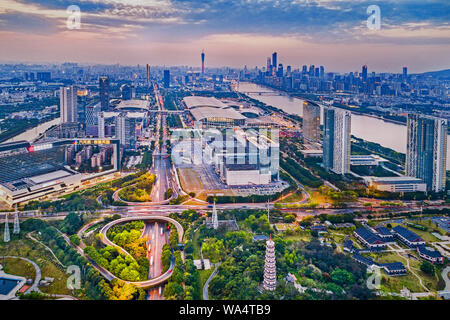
309,65 -> 315,77
266,58 -> 272,75
85,103 -> 101,136
121,84 -> 135,100
115,113 -> 136,148
303,101 -> 321,143
277,64 -> 283,77
262,236 -> 277,291
146,64 -> 150,85
319,66 -> 325,79
272,52 -> 277,74
98,111 -> 105,139
406,113 -> 447,192
99,76 -> 110,111
163,70 -> 170,88
323,106 -> 351,174
60,85 -> 78,123
302,65 -> 307,74
201,50 -> 205,76
362,65 -> 368,82
403,66 -> 408,81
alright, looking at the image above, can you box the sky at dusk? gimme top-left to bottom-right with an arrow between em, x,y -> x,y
0,0 -> 449,73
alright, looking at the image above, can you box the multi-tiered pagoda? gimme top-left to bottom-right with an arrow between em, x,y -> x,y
262,235 -> 277,291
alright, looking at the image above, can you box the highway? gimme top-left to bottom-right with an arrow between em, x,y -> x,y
150,83 -> 175,204
142,221 -> 168,300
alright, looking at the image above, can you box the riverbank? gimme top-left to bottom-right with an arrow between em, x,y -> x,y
236,82 -> 450,169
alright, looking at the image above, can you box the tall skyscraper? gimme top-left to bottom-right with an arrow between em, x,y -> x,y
163,70 -> 170,88
302,65 -> 307,74
266,58 -> 272,75
272,52 -> 277,74
262,236 -> 277,291
201,50 -> 205,76
362,65 -> 368,82
406,113 -> 447,192
323,106 -> 351,174
309,65 -> 315,77
277,64 -> 283,77
115,113 -> 136,148
319,66 -> 325,79
303,101 -> 321,143
146,64 -> 150,85
99,76 -> 110,111
60,85 -> 78,123
85,103 -> 101,136
403,66 -> 408,80
98,112 -> 105,139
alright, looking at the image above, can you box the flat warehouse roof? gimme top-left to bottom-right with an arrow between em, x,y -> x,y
190,106 -> 246,121
29,170 -> 73,184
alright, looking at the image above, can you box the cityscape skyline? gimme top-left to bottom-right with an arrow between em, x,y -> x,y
0,0 -> 449,72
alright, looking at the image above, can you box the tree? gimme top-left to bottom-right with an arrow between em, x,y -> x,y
420,261 -> 435,275
331,268 -> 355,286
163,282 -> 184,300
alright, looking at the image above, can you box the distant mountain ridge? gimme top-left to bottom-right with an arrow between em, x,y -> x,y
417,69 -> 450,80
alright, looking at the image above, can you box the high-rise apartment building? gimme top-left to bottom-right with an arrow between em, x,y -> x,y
362,65 -> 368,82
303,101 -> 321,143
60,85 -> 78,123
85,103 -> 101,136
272,52 -> 277,74
163,70 -> 170,88
98,111 -> 105,139
99,76 -> 110,111
115,113 -> 136,148
323,106 -> 351,174
406,113 -> 447,192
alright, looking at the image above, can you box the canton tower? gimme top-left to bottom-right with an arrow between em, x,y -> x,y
201,50 -> 205,76
262,236 -> 277,291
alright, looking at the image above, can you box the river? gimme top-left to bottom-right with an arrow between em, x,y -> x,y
236,82 -> 449,169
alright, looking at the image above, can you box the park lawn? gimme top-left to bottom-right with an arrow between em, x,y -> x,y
276,190 -> 304,204
1,257 -> 36,279
380,273 -> 424,293
308,191 -> 330,207
326,231 -> 347,244
192,227 -> 202,260
0,237 -> 72,296
198,268 -> 214,289
282,231 -> 312,242
408,219 -> 448,237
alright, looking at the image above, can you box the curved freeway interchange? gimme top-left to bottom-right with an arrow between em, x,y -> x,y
95,215 -> 184,289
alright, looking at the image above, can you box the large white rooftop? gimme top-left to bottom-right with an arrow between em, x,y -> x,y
183,96 -> 227,109
189,106 -> 246,121
116,99 -> 149,110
